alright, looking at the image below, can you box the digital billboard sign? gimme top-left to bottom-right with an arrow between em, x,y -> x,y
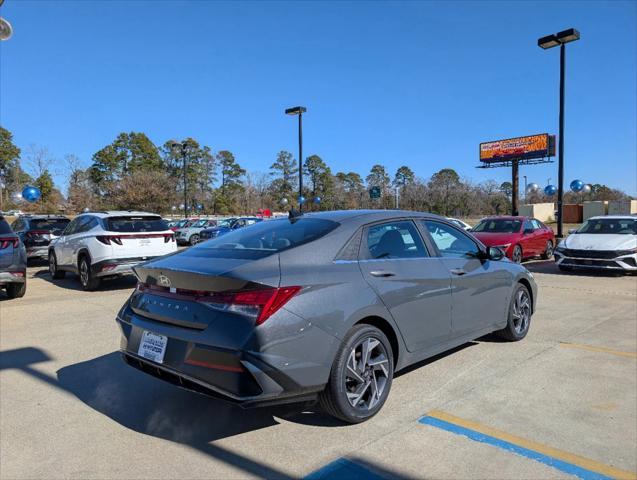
480,134 -> 551,163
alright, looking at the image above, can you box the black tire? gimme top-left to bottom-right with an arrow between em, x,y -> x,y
78,255 -> 100,291
541,240 -> 554,260
6,280 -> 26,299
189,234 -> 200,246
49,251 -> 66,279
319,324 -> 394,424
511,245 -> 523,264
496,283 -> 532,341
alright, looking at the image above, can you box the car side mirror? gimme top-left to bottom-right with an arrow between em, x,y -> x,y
487,246 -> 504,261
568,228 -> 577,234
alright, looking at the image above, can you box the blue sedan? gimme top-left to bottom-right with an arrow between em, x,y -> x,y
199,217 -> 262,241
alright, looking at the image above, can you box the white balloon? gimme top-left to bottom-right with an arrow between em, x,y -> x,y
11,192 -> 23,202
280,197 -> 289,206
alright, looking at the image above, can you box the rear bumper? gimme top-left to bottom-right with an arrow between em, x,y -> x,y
0,270 -> 26,284
554,252 -> 637,271
92,257 -> 160,277
115,306 -> 338,407
25,246 -> 49,259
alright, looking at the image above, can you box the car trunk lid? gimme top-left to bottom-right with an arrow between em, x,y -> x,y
131,249 -> 281,329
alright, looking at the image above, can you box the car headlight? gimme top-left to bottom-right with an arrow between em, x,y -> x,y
495,244 -> 511,250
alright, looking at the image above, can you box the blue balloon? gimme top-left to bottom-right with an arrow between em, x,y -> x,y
570,179 -> 585,192
314,196 -> 321,204
298,195 -> 306,205
21,185 -> 41,203
544,184 -> 557,196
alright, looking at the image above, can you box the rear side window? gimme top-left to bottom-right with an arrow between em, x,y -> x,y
106,216 -> 168,232
0,218 -> 12,234
30,218 -> 70,234
193,217 -> 338,258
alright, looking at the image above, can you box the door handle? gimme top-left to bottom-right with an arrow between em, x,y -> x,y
450,268 -> 466,276
370,270 -> 396,278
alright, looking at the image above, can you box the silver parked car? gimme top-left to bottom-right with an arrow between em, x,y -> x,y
116,210 -> 537,423
0,216 -> 27,299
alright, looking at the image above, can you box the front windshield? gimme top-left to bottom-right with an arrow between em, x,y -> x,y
577,218 -> 636,235
217,218 -> 236,228
472,218 -> 522,233
192,217 -> 339,258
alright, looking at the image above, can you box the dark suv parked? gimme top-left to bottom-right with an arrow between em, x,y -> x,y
0,216 -> 27,299
11,215 -> 70,261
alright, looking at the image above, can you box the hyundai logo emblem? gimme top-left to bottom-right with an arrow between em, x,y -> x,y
158,274 -> 171,287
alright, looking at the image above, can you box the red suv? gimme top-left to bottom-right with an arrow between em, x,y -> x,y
471,216 -> 555,263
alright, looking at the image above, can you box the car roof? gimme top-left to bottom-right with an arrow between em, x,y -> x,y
588,215 -> 636,220
82,211 -> 161,219
479,215 -> 527,220
286,209 -> 448,226
21,214 -> 68,220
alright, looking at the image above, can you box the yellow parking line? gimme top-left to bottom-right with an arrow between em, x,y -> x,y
559,342 -> 637,359
423,410 -> 637,480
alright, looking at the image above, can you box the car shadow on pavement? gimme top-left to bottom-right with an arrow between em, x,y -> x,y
33,269 -> 138,292
2,345 -> 442,479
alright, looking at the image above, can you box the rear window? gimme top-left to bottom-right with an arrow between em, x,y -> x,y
0,218 -> 12,234
473,219 -> 522,233
192,217 -> 339,258
106,216 -> 168,233
30,218 -> 70,234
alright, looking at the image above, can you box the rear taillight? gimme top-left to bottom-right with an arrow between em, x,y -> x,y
0,237 -> 19,249
136,283 -> 301,325
96,235 -> 123,245
202,287 -> 301,325
26,230 -> 50,237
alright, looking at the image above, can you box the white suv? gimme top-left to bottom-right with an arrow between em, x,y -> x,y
48,211 -> 177,290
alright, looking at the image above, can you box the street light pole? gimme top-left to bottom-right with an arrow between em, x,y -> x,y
523,175 -> 528,204
183,145 -> 188,219
172,141 -> 188,219
538,28 -> 580,239
285,106 -> 307,212
298,111 -> 303,212
557,42 -> 566,238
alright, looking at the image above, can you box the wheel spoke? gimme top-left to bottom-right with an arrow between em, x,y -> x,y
368,354 -> 389,377
369,374 -> 380,409
347,380 -> 370,407
346,350 -> 365,383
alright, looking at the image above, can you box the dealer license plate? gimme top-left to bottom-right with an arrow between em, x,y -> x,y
138,330 -> 167,364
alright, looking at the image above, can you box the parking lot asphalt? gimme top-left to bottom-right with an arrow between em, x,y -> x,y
1,261 -> 636,479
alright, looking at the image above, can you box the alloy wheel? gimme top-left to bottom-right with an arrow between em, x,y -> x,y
512,289 -> 531,334
512,246 -> 522,263
344,336 -> 390,411
545,241 -> 553,257
80,260 -> 89,286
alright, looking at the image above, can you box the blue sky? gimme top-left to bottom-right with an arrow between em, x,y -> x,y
1,0 -> 635,195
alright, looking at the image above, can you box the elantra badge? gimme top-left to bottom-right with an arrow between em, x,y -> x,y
158,274 -> 171,287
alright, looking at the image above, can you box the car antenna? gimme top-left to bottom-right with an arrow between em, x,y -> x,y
288,208 -> 303,221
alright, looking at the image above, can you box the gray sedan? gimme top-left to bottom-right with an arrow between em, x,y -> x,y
116,210 -> 536,423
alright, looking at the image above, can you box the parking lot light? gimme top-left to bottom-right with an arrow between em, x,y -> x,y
537,34 -> 560,49
538,28 -> 580,239
285,106 -> 307,212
